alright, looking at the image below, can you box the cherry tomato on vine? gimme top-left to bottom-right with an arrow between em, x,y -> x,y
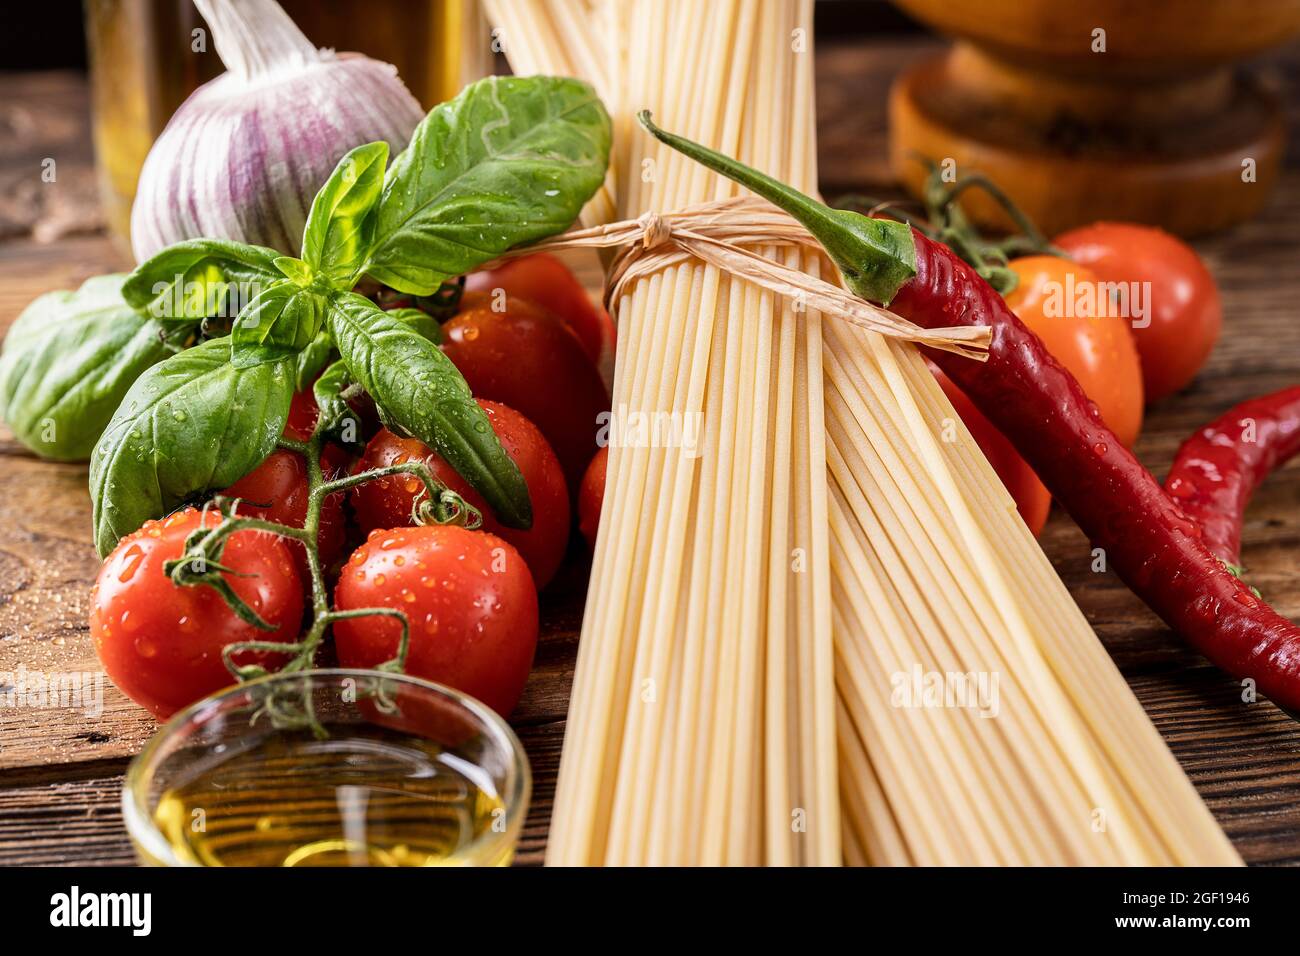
441,290 -> 609,489
221,391 -> 349,575
1053,222 -> 1222,403
1003,255 -> 1145,449
465,252 -> 616,381
284,389 -> 322,441
334,525 -> 539,717
931,366 -> 1051,536
91,508 -> 304,720
350,401 -> 570,589
578,444 -> 608,551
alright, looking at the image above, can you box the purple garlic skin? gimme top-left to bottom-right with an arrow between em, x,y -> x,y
130,53 -> 423,262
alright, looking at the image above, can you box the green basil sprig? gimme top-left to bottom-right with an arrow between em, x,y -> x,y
79,74 -> 612,544
302,141 -> 389,285
0,275 -> 175,461
229,279 -> 328,368
89,337 -> 294,557
328,293 -> 531,528
122,238 -> 281,322
227,142 -> 386,369
365,75 -> 612,295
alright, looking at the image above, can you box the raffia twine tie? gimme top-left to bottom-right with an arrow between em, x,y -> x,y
482,195 -> 991,361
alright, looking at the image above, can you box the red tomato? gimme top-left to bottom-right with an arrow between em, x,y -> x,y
465,252 -> 616,383
350,401 -> 570,589
284,388 -> 322,441
931,366 -> 1051,536
1003,255 -> 1145,449
578,444 -> 608,551
334,525 -> 539,717
91,508 -> 304,719
442,290 -> 609,490
1053,222 -> 1222,403
222,391 -> 348,575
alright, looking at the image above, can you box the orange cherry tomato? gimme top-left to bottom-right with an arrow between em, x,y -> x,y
931,366 -> 1051,536
1002,255 -> 1144,449
1054,222 -> 1222,403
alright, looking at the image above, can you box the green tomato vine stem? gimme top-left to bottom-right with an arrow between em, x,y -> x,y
178,403 -> 479,687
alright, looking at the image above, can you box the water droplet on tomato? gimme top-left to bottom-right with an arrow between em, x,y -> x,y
374,573 -> 386,586
117,544 -> 146,583
393,555 -> 406,567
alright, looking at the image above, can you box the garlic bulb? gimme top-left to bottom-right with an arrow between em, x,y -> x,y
130,0 -> 425,262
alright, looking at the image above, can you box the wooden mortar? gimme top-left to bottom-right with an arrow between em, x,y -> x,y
889,0 -> 1300,235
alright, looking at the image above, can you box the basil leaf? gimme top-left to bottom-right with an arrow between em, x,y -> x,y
274,256 -> 314,286
90,337 -> 294,557
312,359 -> 352,427
365,76 -> 611,295
0,275 -> 173,461
123,238 -> 281,322
310,359 -> 367,451
386,307 -> 442,344
294,331 -> 335,391
327,292 -> 531,528
302,142 -> 388,285
229,279 -> 327,368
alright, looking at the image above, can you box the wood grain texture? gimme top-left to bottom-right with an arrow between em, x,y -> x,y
1,38 -> 1299,865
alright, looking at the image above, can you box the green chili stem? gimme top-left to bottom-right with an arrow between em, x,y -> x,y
637,111 -> 918,304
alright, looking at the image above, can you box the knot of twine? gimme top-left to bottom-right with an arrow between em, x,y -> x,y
635,210 -> 673,251
481,195 -> 991,360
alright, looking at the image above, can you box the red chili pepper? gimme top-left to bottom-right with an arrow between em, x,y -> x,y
637,112 -> 1300,713
891,236 -> 1300,712
1164,387 -> 1300,568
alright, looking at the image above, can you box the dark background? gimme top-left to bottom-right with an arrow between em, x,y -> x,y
0,0 -> 925,71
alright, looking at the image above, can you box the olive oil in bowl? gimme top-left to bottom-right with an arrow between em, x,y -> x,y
124,670 -> 529,867
153,731 -> 508,866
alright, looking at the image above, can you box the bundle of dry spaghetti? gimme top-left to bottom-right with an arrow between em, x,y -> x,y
486,0 -> 1241,866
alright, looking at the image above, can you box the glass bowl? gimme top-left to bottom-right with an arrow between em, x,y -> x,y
122,669 -> 530,867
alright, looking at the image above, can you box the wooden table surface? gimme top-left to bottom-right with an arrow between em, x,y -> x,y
2,38 -> 1300,867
